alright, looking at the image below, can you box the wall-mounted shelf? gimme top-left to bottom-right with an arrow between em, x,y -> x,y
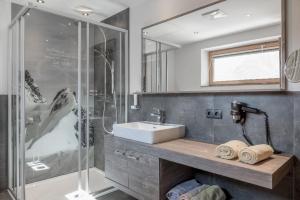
154,139 -> 294,189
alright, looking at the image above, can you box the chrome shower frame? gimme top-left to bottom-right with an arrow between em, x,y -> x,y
8,3 -> 129,200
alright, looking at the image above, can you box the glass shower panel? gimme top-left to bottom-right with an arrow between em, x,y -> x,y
78,22 -> 96,193
23,8 -> 80,200
8,20 -> 21,199
88,24 -> 127,194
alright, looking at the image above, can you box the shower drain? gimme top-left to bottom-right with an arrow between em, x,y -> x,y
26,161 -> 50,171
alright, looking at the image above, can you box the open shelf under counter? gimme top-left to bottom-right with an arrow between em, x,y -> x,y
153,139 -> 294,189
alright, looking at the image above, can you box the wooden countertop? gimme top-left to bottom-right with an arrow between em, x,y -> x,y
153,139 -> 294,189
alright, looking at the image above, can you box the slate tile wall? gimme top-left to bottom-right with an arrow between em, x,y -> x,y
102,8 -> 130,30
0,96 -> 8,191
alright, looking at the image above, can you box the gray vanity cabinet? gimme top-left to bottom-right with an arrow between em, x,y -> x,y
104,135 -> 294,200
105,136 -> 160,200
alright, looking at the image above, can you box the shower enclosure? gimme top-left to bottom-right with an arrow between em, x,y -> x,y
8,4 -> 128,200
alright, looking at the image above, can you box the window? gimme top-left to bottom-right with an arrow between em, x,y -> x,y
208,41 -> 281,86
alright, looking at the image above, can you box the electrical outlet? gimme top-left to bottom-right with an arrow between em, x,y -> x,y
206,109 -> 222,119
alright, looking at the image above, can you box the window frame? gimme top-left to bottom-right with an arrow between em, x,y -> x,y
208,40 -> 281,86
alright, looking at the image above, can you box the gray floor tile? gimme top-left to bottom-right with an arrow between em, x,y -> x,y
96,190 -> 136,200
0,191 -> 12,200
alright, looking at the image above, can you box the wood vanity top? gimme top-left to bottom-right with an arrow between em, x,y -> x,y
153,139 -> 294,189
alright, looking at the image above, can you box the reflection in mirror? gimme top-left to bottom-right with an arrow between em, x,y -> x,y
143,38 -> 179,93
285,49 -> 300,82
142,0 -> 285,93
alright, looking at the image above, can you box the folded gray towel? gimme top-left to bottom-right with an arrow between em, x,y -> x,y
179,184 -> 210,200
166,179 -> 201,200
191,185 -> 226,200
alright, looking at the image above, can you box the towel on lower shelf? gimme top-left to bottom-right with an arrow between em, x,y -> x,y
215,140 -> 248,160
179,184 -> 210,200
191,185 -> 226,200
166,179 -> 201,200
239,144 -> 274,164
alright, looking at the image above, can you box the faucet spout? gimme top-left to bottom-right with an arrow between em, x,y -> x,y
150,108 -> 166,124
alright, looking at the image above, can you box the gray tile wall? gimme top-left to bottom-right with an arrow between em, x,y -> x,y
0,95 -> 8,191
128,92 -> 299,200
102,8 -> 130,30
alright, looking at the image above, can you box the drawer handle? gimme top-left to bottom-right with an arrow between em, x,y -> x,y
114,149 -> 125,156
126,154 -> 139,160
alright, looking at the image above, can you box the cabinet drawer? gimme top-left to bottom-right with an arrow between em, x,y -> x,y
125,150 -> 159,166
105,149 -> 127,169
105,136 -> 160,199
129,175 -> 159,200
105,136 -> 128,153
105,147 -> 129,187
105,159 -> 128,187
127,153 -> 159,181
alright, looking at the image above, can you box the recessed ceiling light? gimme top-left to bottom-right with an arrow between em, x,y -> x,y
202,9 -> 227,20
36,0 -> 45,3
245,14 -> 251,17
75,6 -> 93,16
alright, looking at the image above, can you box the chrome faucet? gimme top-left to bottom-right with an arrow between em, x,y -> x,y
150,108 -> 166,124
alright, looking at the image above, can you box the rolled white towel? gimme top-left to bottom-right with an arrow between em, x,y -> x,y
215,140 -> 248,160
239,144 -> 274,165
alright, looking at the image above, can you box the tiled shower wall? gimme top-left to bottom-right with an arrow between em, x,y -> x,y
0,96 -> 8,191
128,92 -> 300,200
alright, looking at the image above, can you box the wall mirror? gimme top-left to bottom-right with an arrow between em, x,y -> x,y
141,0 -> 286,93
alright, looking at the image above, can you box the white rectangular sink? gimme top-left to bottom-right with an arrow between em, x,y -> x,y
113,122 -> 185,144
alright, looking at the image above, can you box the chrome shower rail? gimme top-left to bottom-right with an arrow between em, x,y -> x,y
9,2 -> 128,33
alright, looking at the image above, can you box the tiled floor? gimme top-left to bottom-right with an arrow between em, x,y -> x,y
0,191 -> 12,200
96,190 -> 136,200
0,190 -> 135,200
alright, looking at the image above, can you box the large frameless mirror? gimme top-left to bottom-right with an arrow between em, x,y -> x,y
141,0 -> 286,93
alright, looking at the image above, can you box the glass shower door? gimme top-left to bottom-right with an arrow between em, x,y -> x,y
22,8 -> 82,200
8,16 -> 23,200
84,23 -> 128,196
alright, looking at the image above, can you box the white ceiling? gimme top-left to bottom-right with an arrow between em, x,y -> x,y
12,0 -> 146,21
144,0 -> 282,46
